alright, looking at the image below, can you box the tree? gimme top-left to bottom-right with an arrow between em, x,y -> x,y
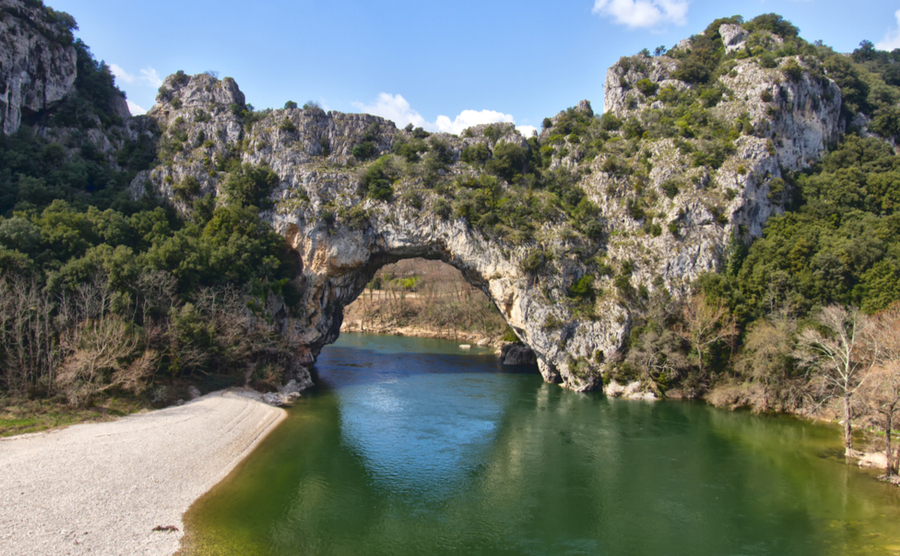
795,305 -> 871,454
734,312 -> 804,411
677,293 -> 738,381
626,325 -> 690,392
860,305 -> 900,475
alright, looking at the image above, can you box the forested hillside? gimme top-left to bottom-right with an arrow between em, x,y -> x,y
0,1 -> 303,416
2,2 -> 900,471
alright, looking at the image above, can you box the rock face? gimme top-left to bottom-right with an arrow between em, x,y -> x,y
133,73 -> 629,391
0,0 -> 78,135
597,36 -> 841,294
0,1 -> 146,169
132,22 -> 843,393
719,24 -> 748,53
134,37 -> 843,391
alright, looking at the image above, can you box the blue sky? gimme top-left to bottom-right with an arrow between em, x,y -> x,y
46,0 -> 900,136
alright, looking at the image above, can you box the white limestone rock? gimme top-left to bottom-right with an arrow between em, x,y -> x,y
0,0 -> 77,135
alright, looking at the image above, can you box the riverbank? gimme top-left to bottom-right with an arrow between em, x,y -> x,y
340,319 -> 501,347
0,390 -> 285,556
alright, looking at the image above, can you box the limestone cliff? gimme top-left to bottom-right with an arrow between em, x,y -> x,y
0,0 -> 77,135
0,0 -> 151,168
131,21 -> 844,392
594,25 -> 842,295
133,72 -> 628,389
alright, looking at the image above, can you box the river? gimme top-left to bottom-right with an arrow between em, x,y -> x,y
180,333 -> 900,555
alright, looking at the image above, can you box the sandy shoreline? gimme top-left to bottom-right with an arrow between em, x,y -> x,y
0,390 -> 286,556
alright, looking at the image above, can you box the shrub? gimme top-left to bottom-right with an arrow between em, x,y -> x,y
760,89 -> 774,102
668,220 -> 680,237
660,180 -> 679,198
340,205 -> 369,230
401,191 -> 422,209
173,176 -> 200,200
486,142 -> 528,182
626,198 -> 645,220
361,156 -> 394,201
568,275 -> 595,300
635,78 -> 659,97
767,177 -> 785,201
484,125 -> 502,142
278,118 -> 296,132
352,141 -> 378,160
699,87 -> 723,107
598,113 -> 622,131
521,250 -> 545,273
672,58 -> 711,84
223,164 -> 279,208
781,59 -> 803,82
461,143 -> 491,166
433,198 -> 451,220
394,138 -> 428,163
759,52 -> 778,69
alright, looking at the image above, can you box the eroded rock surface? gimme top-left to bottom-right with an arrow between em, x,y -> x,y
132,21 -> 842,392
0,0 -> 77,135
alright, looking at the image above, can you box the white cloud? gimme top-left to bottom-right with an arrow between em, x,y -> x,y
353,93 -> 529,136
126,100 -> 146,116
109,64 -> 163,88
433,109 -> 514,135
352,93 -> 427,129
139,67 -> 163,87
876,9 -> 900,50
109,64 -> 134,84
516,125 -> 538,137
592,0 -> 688,29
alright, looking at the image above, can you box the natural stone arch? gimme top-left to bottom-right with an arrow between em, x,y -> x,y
133,66 -> 843,392
278,214 -> 627,390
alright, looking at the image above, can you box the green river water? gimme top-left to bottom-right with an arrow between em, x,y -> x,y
181,333 -> 900,556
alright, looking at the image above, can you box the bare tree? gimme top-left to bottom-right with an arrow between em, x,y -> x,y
735,313 -> 805,412
57,317 -> 154,406
0,275 -> 59,394
795,305 -> 871,454
626,326 -> 690,392
860,305 -> 900,475
676,293 -> 738,381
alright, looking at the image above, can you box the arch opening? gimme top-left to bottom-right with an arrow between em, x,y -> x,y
328,257 -> 539,372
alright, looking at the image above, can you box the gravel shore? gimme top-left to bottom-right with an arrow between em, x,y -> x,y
0,390 -> 286,556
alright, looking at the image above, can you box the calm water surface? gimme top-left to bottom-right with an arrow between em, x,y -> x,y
182,333 -> 900,556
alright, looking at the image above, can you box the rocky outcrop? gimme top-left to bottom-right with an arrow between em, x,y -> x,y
0,0 -> 78,135
595,35 -> 841,294
719,24 -> 748,53
604,380 -> 657,401
133,22 -> 844,393
133,74 -> 628,391
0,1 -> 148,171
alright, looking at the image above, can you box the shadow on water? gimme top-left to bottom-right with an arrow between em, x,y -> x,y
181,333 -> 900,556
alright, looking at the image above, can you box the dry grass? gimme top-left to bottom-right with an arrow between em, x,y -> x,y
0,396 -> 147,437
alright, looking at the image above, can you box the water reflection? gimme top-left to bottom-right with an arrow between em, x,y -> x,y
182,334 -> 900,556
